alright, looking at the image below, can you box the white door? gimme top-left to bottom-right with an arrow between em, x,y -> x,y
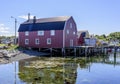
70,39 -> 73,47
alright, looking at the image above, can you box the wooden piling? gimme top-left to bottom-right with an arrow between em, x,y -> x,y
74,48 -> 76,57
50,48 -> 52,57
62,48 -> 65,57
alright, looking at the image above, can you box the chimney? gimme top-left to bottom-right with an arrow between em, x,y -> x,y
33,16 -> 36,23
27,13 -> 30,22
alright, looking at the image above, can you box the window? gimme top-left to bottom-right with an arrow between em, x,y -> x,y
67,30 -> 69,34
35,39 -> 39,44
73,31 -> 76,35
38,31 -> 44,36
70,23 -> 72,28
47,38 -> 51,44
51,30 -> 55,36
70,39 -> 73,46
25,39 -> 29,45
25,31 -> 29,36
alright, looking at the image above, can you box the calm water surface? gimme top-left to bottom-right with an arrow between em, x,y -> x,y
0,52 -> 120,84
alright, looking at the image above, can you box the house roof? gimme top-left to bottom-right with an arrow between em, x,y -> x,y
18,16 -> 71,32
77,30 -> 89,38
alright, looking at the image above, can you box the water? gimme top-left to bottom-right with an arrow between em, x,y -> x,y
0,53 -> 120,84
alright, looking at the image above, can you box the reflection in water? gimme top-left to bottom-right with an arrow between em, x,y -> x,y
0,53 -> 120,84
0,62 -> 20,84
18,53 -> 120,84
18,58 -> 78,84
75,52 -> 120,84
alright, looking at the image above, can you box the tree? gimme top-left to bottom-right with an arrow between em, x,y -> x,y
95,32 -> 120,43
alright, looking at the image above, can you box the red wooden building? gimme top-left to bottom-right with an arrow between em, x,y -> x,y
18,16 -> 77,49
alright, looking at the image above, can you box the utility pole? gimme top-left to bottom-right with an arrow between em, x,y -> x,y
11,16 -> 17,44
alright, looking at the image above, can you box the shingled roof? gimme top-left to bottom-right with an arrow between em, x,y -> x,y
18,16 -> 71,32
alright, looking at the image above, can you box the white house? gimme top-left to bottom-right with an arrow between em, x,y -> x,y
84,37 -> 97,46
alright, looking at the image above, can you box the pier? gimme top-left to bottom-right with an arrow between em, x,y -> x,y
37,46 -> 120,57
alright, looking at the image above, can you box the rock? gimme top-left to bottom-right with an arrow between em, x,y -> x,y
0,53 -> 4,58
0,58 -> 8,64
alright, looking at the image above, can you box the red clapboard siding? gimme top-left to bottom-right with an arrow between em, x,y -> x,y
19,30 -> 63,48
18,16 -> 78,48
64,17 -> 78,47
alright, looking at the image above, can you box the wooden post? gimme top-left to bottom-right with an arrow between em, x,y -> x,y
74,48 -> 76,57
114,49 -> 116,67
104,48 -> 107,55
88,48 -> 91,56
78,47 -> 80,57
92,48 -> 94,56
62,48 -> 65,57
85,47 -> 88,57
39,48 -> 41,51
102,47 -> 104,54
50,48 -> 52,57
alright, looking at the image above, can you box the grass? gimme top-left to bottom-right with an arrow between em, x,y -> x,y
0,44 -> 6,46
0,43 -> 19,50
7,44 -> 19,50
118,44 -> 120,46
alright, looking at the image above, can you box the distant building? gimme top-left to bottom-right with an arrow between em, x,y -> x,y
0,38 -> 13,44
77,30 -> 89,45
78,30 -> 89,38
18,16 -> 77,49
109,39 -> 119,46
84,37 -> 97,46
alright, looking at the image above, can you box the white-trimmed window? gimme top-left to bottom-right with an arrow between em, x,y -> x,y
25,31 -> 29,36
70,39 -> 73,46
73,31 -> 76,35
67,30 -> 69,34
70,23 -> 72,28
51,30 -> 55,36
38,31 -> 44,36
25,39 -> 29,45
47,38 -> 51,44
35,39 -> 39,44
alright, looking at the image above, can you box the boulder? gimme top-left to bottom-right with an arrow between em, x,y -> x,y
0,53 -> 4,58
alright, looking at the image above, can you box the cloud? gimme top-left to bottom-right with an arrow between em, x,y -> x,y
0,24 -> 12,36
18,15 -> 34,20
0,24 -> 9,33
81,79 -> 91,83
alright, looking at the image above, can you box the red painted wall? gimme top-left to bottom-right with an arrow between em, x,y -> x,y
19,30 -> 63,48
18,16 -> 78,48
64,17 -> 78,47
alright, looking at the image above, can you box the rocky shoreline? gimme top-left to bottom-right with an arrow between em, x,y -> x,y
0,49 -> 48,64
0,50 -> 19,64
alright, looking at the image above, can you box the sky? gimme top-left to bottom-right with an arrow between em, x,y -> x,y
0,0 -> 120,36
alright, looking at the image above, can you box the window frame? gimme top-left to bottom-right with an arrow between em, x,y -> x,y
25,39 -> 29,45
73,31 -> 76,35
35,38 -> 39,44
70,23 -> 72,28
51,30 -> 55,36
47,38 -> 51,44
38,30 -> 44,36
67,30 -> 69,34
25,31 -> 29,36
70,39 -> 73,46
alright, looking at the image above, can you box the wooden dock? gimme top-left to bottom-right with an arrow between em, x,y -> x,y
30,45 -> 120,57
37,46 -> 119,57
